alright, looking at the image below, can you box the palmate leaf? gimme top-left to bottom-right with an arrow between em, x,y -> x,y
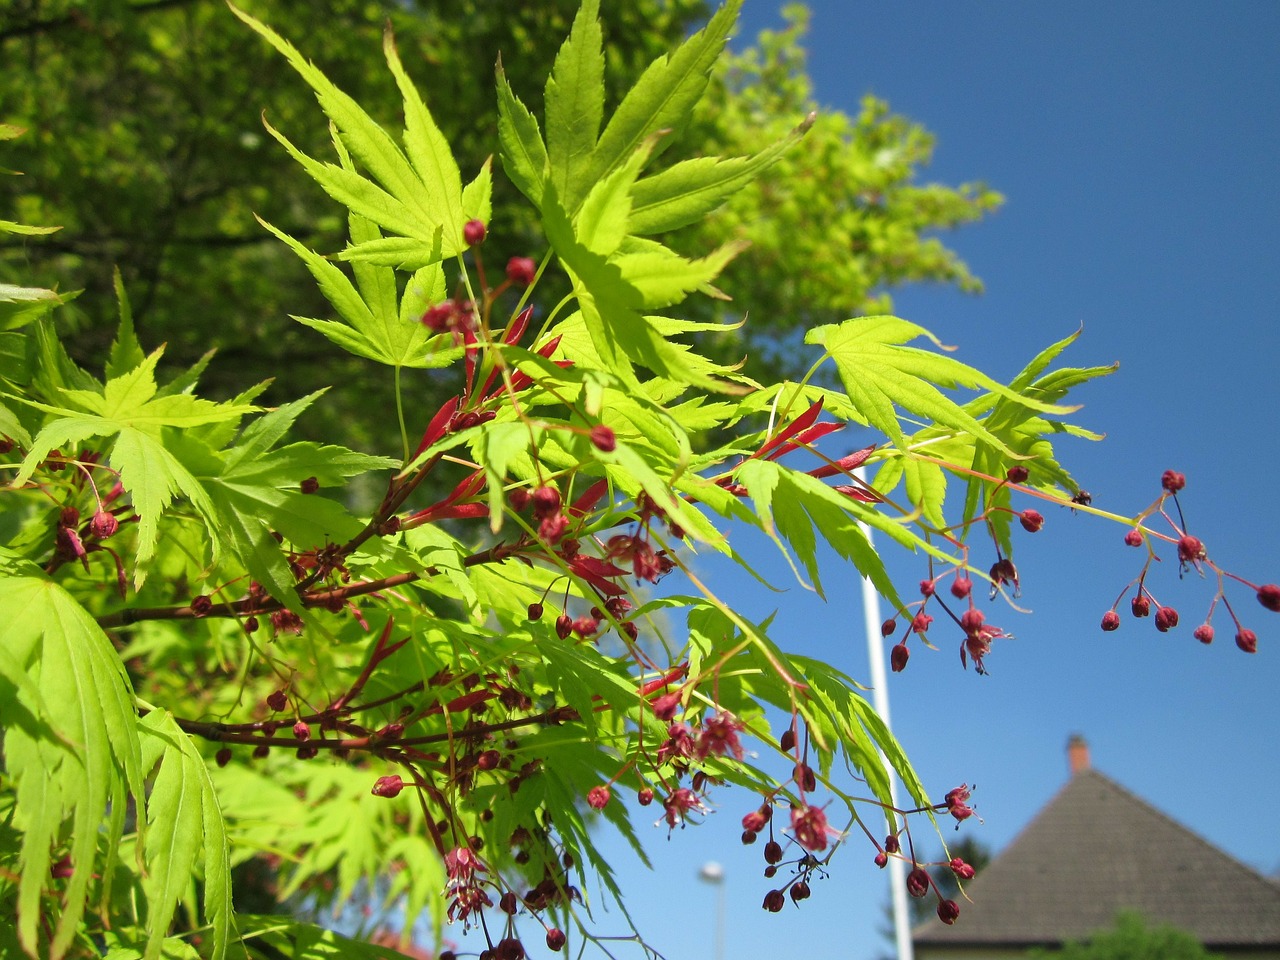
735,457 -> 964,609
11,348 -> 254,570
138,711 -> 233,960
0,575 -> 144,960
233,5 -> 474,258
806,316 -> 1079,455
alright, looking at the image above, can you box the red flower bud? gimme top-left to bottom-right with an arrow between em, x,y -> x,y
1154,606 -> 1179,632
1236,628 -> 1258,653
555,614 -> 572,640
1257,584 -> 1280,612
1124,528 -> 1143,546
89,510 -> 119,539
1193,624 -> 1214,644
545,929 -> 566,952
762,889 -> 786,913
938,899 -> 961,924
506,256 -> 537,286
742,830 -> 758,844
293,720 -> 311,741
589,425 -> 617,452
1131,595 -> 1150,618
874,852 -> 888,868
637,787 -> 654,806
586,785 -> 610,810
1101,610 -> 1121,632
463,219 -> 486,246
880,618 -> 897,637
950,576 -> 973,599
372,775 -> 404,797
890,642 -> 910,672
1161,469 -> 1186,492
779,728 -> 796,752
1176,535 -> 1203,563
190,595 -> 213,617
300,476 -> 319,494
919,579 -> 936,597
651,691 -> 681,720
950,857 -> 975,880
790,880 -> 811,902
884,835 -> 900,854
1019,509 -> 1044,533
267,689 -> 288,712
906,867 -> 931,898
1006,465 -> 1029,483
531,485 -> 561,518
764,840 -> 783,864
215,748 -> 232,767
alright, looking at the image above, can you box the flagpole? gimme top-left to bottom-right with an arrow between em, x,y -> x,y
855,466 -> 914,960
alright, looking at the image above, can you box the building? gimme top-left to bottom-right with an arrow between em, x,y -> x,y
912,736 -> 1280,959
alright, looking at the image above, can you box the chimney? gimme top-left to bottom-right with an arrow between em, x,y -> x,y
1067,734 -> 1090,775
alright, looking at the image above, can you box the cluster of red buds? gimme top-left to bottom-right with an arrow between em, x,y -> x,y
1099,470 -> 1276,653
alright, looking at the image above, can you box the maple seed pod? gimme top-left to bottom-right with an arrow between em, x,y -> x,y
463,218 -> 487,246
880,618 -> 897,637
371,775 -> 404,798
215,748 -> 232,767
1006,465 -> 1030,483
938,899 -> 961,925
1193,623 -> 1214,644
1131,595 -> 1151,618
590,424 -> 617,452
1101,610 -> 1121,632
1161,469 -> 1187,492
762,889 -> 786,913
790,880 -> 811,902
545,929 -> 567,952
764,840 -> 784,865
950,576 -> 973,599
906,867 -> 931,898
266,689 -> 288,712
890,642 -> 910,673
1124,528 -> 1143,547
1257,584 -> 1280,612
1235,628 -> 1258,654
506,256 -> 537,286
300,476 -> 319,494
1154,606 -> 1179,632
293,720 -> 311,742
89,509 -> 119,539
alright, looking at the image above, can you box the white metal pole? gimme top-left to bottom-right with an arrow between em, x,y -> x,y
855,467 -> 915,960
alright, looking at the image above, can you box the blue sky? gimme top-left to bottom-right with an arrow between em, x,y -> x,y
579,4 -> 1280,960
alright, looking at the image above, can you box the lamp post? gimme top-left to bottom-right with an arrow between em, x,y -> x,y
698,861 -> 726,960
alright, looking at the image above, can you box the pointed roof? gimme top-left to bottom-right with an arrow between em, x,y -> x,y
914,766 -> 1280,949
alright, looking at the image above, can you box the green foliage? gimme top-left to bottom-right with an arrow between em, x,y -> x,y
1030,912 -> 1225,960
0,0 -> 996,451
0,3 -> 1171,958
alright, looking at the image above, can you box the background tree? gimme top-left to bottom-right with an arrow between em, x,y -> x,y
1029,912 -> 1225,960
0,0 -> 997,448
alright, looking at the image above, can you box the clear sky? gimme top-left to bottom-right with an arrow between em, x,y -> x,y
578,4 -> 1280,960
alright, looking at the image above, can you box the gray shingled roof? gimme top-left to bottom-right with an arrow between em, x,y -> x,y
914,767 -> 1280,948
